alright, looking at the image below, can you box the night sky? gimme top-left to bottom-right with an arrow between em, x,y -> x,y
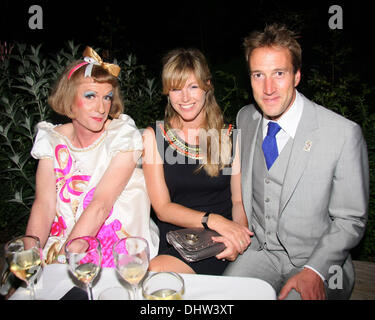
1,1 -> 374,82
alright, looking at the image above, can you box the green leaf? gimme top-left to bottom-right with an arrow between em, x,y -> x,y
25,76 -> 34,86
1,96 -> 9,105
9,154 -> 20,165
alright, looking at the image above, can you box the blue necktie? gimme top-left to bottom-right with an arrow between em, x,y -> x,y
262,122 -> 281,170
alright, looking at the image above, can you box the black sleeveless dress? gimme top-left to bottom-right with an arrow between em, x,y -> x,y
150,121 -> 233,275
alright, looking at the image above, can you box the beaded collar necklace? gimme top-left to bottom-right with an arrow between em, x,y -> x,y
158,123 -> 233,160
159,123 -> 202,159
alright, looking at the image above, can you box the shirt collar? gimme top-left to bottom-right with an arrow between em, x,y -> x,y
262,90 -> 304,139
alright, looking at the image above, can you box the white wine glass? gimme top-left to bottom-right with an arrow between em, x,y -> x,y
142,272 -> 185,300
113,237 -> 149,300
65,236 -> 102,300
5,235 -> 43,300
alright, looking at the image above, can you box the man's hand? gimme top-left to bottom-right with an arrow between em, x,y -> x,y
278,267 -> 326,300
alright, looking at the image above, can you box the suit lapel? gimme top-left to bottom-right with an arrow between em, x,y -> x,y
240,107 -> 262,218
279,96 -> 319,215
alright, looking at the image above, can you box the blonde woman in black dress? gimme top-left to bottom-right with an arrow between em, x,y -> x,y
142,48 -> 252,275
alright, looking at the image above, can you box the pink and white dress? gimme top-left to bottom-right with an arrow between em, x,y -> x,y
31,114 -> 159,267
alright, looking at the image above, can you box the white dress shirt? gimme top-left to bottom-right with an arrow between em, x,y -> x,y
262,90 -> 303,151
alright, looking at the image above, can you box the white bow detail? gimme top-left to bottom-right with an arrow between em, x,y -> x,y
83,56 -> 100,78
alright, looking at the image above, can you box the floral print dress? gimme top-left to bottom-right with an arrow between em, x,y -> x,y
31,114 -> 159,267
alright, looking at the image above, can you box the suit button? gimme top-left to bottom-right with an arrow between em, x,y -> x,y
265,198 -> 270,203
265,178 -> 270,184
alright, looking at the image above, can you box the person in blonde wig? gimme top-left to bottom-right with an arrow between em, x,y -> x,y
143,48 -> 252,275
26,47 -> 159,268
48,59 -> 124,120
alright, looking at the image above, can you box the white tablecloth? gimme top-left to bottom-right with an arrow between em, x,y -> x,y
10,264 -> 276,300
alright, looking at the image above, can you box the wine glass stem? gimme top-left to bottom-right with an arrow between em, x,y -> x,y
87,283 -> 94,300
131,285 -> 138,300
28,281 -> 36,300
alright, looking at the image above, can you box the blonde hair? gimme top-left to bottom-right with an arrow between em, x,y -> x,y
48,60 -> 124,119
162,48 -> 232,177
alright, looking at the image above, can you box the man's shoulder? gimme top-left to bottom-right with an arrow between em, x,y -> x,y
238,103 -> 257,114
301,94 -> 359,130
236,104 -> 261,124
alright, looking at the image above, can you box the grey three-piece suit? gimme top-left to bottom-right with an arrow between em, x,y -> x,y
224,93 -> 369,299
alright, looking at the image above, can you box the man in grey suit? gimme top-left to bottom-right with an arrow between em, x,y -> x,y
224,24 -> 369,300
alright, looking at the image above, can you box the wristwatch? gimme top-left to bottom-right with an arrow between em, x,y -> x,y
201,212 -> 211,230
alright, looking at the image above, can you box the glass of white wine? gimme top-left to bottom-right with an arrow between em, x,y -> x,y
113,237 -> 149,300
65,236 -> 102,300
142,272 -> 184,300
5,235 -> 42,300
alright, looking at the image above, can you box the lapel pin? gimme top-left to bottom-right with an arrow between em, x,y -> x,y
303,140 -> 312,152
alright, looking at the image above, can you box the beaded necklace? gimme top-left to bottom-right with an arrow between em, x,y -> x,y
159,123 -> 202,159
158,123 -> 233,160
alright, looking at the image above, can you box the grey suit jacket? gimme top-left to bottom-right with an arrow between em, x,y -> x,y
237,94 -> 369,284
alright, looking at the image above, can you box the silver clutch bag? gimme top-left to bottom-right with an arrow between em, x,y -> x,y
166,228 -> 225,262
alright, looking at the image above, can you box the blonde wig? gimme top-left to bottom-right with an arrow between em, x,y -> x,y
48,60 -> 124,119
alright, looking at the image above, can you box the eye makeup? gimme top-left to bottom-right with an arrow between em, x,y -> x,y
105,92 -> 114,100
84,91 -> 96,98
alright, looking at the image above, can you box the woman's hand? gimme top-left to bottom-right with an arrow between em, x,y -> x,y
208,214 -> 253,260
213,236 -> 241,261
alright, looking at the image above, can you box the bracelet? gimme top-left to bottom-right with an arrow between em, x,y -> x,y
57,254 -> 66,264
201,212 -> 211,230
